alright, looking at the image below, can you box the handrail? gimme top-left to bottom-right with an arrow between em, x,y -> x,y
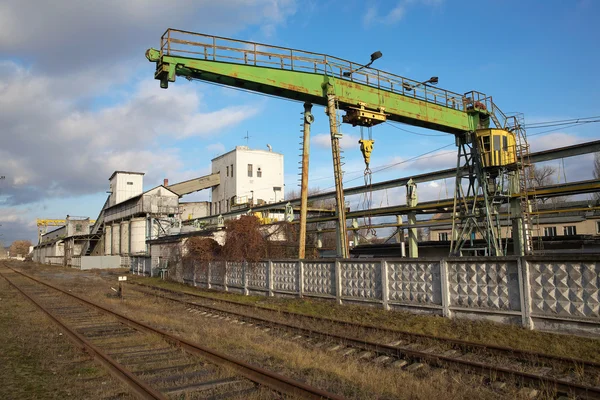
159,28 -> 470,112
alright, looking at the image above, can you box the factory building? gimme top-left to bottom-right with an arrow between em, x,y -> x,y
32,145 -> 285,269
211,146 -> 284,214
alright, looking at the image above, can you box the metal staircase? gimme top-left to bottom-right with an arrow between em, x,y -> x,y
82,196 -> 110,256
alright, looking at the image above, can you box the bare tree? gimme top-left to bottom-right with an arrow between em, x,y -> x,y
9,240 -> 32,258
529,165 -> 568,205
530,165 -> 556,188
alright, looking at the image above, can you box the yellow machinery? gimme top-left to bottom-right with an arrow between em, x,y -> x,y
476,129 -> 517,169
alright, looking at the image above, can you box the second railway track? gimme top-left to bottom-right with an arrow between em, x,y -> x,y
0,266 -> 344,400
126,279 -> 600,399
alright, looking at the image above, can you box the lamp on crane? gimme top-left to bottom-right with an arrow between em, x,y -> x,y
343,51 -> 383,77
402,76 -> 439,91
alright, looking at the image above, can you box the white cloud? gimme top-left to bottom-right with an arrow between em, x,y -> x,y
362,0 -> 443,27
0,0 -> 298,73
313,133 -> 361,150
528,132 -> 586,152
207,143 -> 227,154
0,64 -> 259,206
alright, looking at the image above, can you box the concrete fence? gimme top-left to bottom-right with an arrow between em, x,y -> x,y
130,255 -> 600,335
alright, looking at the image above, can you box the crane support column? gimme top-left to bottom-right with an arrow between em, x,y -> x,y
406,179 -> 419,258
325,87 -> 349,258
298,103 -> 313,259
510,173 -> 525,256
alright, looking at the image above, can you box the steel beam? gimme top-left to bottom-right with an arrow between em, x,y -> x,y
183,139 -> 600,224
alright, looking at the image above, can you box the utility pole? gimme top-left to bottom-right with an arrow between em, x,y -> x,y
298,103 -> 313,259
325,85 -> 348,258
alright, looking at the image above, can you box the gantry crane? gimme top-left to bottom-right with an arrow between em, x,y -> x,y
147,29 -> 532,257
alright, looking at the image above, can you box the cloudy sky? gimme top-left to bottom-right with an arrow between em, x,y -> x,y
1,0 -> 598,244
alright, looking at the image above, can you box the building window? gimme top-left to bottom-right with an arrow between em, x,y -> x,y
127,181 -> 133,185
226,166 -> 229,177
544,227 -> 557,237
596,221 -> 600,234
247,164 -> 253,177
231,164 -> 233,177
438,232 -> 448,241
257,167 -> 262,178
75,224 -> 83,232
563,226 -> 577,236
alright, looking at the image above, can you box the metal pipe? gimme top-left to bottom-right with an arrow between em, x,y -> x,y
298,103 -> 313,259
325,89 -> 349,258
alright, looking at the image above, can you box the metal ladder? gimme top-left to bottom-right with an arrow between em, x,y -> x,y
511,116 -> 542,254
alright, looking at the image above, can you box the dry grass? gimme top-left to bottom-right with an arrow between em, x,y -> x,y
12,264 -> 516,399
0,272 -> 132,399
136,275 -> 600,363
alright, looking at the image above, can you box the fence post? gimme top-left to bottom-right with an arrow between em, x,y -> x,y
381,260 -> 389,310
298,261 -> 304,298
268,260 -> 274,297
518,257 -> 533,329
207,261 -> 212,289
335,259 -> 342,305
192,261 -> 197,287
439,258 -> 452,318
243,261 -> 249,296
223,261 -> 229,292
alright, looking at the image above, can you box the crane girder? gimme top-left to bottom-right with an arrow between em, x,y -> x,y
148,51 -> 482,134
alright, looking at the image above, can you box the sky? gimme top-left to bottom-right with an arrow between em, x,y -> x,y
0,0 -> 599,245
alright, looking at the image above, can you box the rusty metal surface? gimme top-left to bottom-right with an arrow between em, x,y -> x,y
6,266 -> 345,400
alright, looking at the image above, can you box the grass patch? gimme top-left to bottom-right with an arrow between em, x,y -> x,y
133,275 -> 600,363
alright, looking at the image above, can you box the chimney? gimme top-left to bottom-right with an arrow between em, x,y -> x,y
163,178 -> 169,187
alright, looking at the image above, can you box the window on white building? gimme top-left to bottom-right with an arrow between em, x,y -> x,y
231,164 -> 233,177
563,226 -> 577,236
226,166 -> 229,177
438,232 -> 448,241
544,227 -> 557,237
596,221 -> 600,234
257,167 -> 262,178
127,181 -> 133,185
248,164 -> 253,177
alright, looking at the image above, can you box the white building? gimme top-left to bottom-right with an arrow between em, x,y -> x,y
108,171 -> 144,207
210,146 -> 284,215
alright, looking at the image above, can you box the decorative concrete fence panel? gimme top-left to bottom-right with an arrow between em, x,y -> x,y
247,262 -> 268,291
303,261 -> 335,296
227,262 -> 244,288
209,261 -> 226,290
528,259 -> 600,320
340,261 -> 382,301
447,258 -> 520,311
272,261 -> 299,293
194,262 -> 209,287
387,260 -> 441,306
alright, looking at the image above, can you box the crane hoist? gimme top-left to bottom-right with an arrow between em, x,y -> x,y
146,29 -> 532,258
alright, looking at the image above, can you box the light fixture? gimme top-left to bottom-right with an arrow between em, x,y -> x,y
343,51 -> 383,77
402,76 -> 439,91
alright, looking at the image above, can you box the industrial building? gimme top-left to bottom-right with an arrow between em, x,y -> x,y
32,145 -> 285,268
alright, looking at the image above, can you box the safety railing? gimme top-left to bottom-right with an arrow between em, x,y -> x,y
160,29 -> 469,111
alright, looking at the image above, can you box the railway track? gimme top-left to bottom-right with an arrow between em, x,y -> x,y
0,266 -> 344,400
127,279 -> 600,399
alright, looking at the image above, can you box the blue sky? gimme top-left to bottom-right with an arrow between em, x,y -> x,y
0,0 -> 598,245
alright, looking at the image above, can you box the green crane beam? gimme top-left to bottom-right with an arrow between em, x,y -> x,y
146,30 -> 487,134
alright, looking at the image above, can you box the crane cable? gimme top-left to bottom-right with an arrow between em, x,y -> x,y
360,126 -> 376,237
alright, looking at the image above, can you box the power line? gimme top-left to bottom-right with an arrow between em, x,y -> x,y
384,122 -> 447,136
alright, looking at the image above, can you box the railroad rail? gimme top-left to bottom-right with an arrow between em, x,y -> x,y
128,280 -> 600,399
0,265 -> 344,400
